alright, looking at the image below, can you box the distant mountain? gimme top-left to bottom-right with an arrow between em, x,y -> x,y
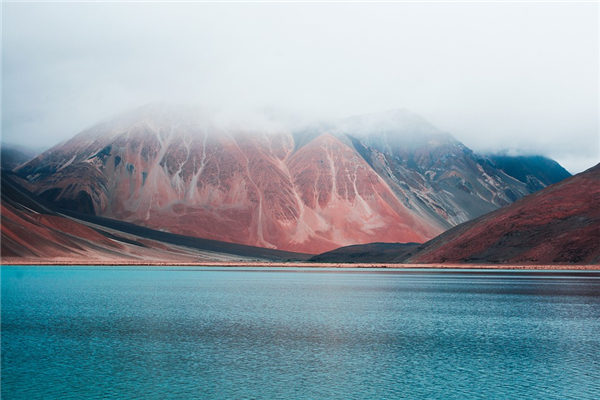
488,154 -> 571,191
408,163 -> 600,264
332,110 -> 556,229
1,143 -> 38,170
14,105 -> 571,254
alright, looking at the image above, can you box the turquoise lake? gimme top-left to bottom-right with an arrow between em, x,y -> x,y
2,266 -> 600,399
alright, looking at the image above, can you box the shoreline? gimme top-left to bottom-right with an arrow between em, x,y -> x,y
1,259 -> 599,270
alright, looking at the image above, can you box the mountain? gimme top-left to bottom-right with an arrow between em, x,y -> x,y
1,171 -> 309,263
14,105 -> 569,254
1,143 -> 39,170
407,163 -> 600,264
334,110 -> 541,229
488,154 -> 571,191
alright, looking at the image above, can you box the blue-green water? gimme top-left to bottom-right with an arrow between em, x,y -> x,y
2,267 -> 600,399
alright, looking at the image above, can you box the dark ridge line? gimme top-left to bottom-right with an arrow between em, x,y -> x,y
57,210 -> 312,261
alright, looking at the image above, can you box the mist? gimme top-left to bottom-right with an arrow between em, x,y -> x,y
2,2 -> 598,173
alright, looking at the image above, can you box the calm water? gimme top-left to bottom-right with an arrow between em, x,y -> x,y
2,267 -> 600,399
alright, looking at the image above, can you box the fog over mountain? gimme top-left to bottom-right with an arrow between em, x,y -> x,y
2,2 -> 598,173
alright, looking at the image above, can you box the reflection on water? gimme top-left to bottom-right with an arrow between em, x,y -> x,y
2,267 -> 600,399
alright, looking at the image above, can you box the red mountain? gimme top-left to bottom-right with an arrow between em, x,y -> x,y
408,163 -> 600,264
14,105 -> 568,254
16,107 -> 442,253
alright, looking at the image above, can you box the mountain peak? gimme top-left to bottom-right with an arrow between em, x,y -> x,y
340,109 -> 442,134
335,109 -> 456,151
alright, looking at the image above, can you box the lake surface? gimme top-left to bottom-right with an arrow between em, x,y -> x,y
2,266 -> 600,399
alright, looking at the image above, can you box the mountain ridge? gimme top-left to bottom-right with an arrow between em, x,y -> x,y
13,105 -> 572,253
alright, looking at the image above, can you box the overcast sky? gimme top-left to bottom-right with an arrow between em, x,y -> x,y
2,2 -> 598,173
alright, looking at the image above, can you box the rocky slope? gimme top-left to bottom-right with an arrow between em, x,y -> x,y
333,110 -> 546,229
407,163 -> 600,264
1,172 -> 202,262
1,172 -> 308,263
15,105 -> 568,253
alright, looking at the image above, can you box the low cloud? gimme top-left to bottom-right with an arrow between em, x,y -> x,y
2,2 -> 598,173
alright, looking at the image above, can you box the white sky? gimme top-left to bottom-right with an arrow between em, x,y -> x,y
2,2 -> 598,173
